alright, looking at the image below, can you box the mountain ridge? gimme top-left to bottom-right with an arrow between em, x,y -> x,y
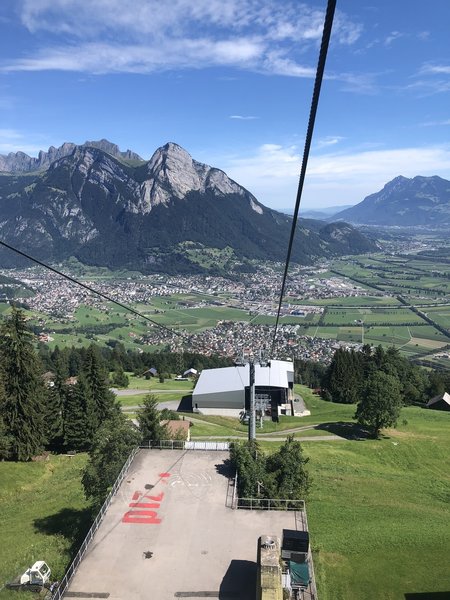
0,141 -> 377,274
0,138 -> 143,173
332,175 -> 450,226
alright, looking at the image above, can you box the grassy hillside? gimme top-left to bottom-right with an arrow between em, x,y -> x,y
302,396 -> 450,600
0,454 -> 90,600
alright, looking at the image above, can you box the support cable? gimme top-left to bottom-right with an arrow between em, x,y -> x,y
0,239 -> 186,339
270,0 -> 336,358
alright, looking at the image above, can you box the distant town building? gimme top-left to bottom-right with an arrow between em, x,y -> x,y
183,368 -> 198,378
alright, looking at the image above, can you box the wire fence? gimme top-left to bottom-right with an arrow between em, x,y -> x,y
236,497 -> 306,511
51,447 -> 139,600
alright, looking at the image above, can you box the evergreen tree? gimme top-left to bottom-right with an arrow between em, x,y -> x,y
112,365 -> 129,388
324,349 -> 361,404
44,381 -> 64,449
355,371 -> 402,438
0,413 -> 12,459
0,308 -> 46,460
63,378 -> 94,450
426,371 -> 446,399
82,345 -> 118,429
137,395 -> 168,443
82,413 -> 140,509
52,346 -> 69,379
0,379 -> 12,459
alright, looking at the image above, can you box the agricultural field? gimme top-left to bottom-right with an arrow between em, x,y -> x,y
321,307 -> 424,326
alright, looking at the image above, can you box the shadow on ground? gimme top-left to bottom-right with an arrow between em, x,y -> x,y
315,421 -> 372,440
178,394 -> 193,412
219,559 -> 256,599
405,594 -> 450,599
215,458 -> 234,479
34,507 -> 94,556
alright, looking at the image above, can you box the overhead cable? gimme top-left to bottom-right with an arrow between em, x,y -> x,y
270,0 -> 336,358
0,239 -> 186,339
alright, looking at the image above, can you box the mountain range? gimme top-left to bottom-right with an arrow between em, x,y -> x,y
0,140 -> 377,274
333,175 -> 450,226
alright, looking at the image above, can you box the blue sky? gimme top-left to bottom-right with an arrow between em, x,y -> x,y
1,0 -> 450,210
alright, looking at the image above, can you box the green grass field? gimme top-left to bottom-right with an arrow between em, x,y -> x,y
0,454 -> 90,600
301,398 -> 450,600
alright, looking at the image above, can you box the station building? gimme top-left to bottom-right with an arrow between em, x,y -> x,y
192,359 -> 294,418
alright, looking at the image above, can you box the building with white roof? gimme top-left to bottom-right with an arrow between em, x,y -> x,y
192,360 -> 294,418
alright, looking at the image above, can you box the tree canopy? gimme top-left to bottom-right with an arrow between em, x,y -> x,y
355,371 -> 403,438
82,414 -> 140,509
0,307 -> 46,460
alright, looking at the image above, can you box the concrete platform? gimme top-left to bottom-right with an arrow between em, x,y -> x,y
65,449 -> 301,600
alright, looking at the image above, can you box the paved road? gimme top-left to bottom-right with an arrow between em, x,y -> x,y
112,388 -> 190,396
122,400 -> 181,412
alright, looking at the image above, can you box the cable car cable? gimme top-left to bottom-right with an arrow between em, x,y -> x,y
270,0 -> 336,358
0,239 -> 186,339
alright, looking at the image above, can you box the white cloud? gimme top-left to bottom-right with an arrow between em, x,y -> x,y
315,136 -> 344,149
4,1 -> 363,79
421,64 -> 450,75
229,115 -> 259,120
221,143 -> 450,209
384,31 -> 403,46
420,119 -> 450,127
0,129 -> 47,154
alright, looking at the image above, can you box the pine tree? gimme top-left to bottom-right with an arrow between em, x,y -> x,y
112,365 -> 129,388
0,308 -> 46,461
82,345 -> 118,430
63,378 -> 94,450
324,348 -> 361,404
137,395 -> 168,443
0,378 -> 12,459
43,374 -> 64,449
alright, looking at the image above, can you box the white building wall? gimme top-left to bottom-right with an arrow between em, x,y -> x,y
193,389 -> 245,410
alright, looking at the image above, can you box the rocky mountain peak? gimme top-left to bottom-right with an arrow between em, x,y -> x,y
140,142 -> 254,212
0,138 -> 143,173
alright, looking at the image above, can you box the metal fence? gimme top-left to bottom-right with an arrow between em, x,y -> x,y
140,440 -> 230,451
51,447 -> 139,600
236,497 -> 305,511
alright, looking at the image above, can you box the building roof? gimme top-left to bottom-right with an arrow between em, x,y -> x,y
193,360 -> 293,397
427,391 -> 450,407
183,368 -> 198,376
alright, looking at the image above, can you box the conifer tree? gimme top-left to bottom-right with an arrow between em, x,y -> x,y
324,348 -> 361,404
0,308 -> 46,460
63,377 -> 94,450
82,344 -> 118,429
0,378 -> 12,459
43,374 -> 64,449
137,394 -> 168,443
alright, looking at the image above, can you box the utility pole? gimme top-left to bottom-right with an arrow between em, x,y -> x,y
249,358 -> 256,440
